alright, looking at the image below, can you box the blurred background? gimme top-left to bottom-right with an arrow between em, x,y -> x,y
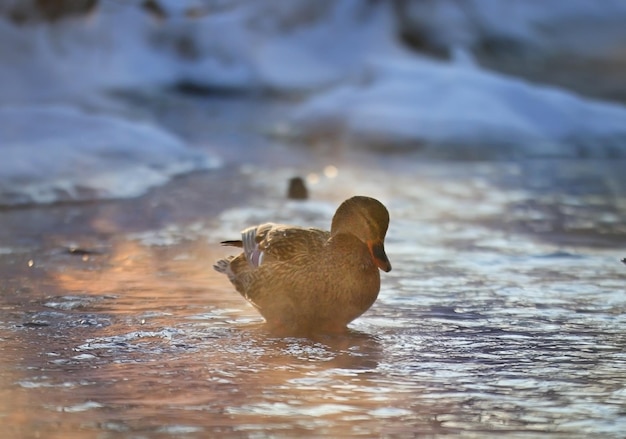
2,0 -> 626,206
1,1 -> 626,438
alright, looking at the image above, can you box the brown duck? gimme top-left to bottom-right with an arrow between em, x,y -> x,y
213,196 -> 391,334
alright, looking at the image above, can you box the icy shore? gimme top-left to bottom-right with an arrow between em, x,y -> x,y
0,106 -> 218,206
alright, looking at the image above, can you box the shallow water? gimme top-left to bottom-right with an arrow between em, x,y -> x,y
1,95 -> 626,438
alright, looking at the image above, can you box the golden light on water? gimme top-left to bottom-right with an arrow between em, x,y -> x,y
324,165 -> 338,178
306,173 -> 320,184
307,166 -> 338,185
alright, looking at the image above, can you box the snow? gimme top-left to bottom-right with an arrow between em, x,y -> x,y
0,1 -> 417,100
1,1 -> 626,206
2,0 -> 626,98
251,0 -> 403,91
0,106 -> 219,206
287,57 -> 626,156
0,3 -> 178,104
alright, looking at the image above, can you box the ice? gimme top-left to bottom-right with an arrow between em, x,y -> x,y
0,106 -> 219,206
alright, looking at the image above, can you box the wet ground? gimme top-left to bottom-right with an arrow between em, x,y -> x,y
1,94 -> 625,438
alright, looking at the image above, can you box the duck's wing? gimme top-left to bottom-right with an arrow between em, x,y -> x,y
222,223 -> 329,268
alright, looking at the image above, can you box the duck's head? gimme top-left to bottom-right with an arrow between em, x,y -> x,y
331,196 -> 391,272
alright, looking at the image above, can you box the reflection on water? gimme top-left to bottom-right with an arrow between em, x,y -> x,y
1,154 -> 626,437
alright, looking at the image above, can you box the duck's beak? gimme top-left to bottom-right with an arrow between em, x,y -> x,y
368,241 -> 392,272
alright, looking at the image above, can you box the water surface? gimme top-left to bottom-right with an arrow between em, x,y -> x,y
1,95 -> 625,438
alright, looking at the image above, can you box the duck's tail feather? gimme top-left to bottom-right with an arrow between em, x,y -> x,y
220,240 -> 243,247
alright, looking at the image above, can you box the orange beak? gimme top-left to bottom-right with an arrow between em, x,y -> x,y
368,241 -> 392,272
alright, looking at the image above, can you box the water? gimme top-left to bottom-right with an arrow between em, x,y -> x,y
1,94 -> 625,438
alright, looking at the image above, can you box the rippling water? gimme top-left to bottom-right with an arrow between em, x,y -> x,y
1,96 -> 625,438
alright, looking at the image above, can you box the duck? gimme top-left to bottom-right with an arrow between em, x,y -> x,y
213,195 -> 391,334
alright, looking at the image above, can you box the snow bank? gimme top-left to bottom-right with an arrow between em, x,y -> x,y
286,58 -> 626,157
0,0 -> 406,101
0,3 -> 178,105
1,0 -> 626,162
0,106 -> 219,206
2,0 -> 626,99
